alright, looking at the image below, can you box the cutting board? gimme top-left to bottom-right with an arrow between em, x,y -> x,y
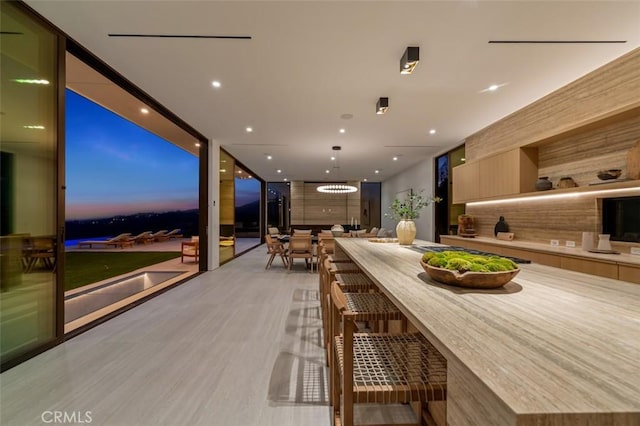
628,140 -> 640,180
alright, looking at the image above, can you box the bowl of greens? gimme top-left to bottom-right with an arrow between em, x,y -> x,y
420,251 -> 520,289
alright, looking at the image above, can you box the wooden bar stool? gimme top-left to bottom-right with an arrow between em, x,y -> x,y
329,282 -> 447,426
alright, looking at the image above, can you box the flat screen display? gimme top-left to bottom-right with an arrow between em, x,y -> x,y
602,196 -> 640,242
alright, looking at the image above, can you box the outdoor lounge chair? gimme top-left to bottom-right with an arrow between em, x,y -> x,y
156,228 -> 182,241
127,231 -> 153,244
139,230 -> 167,244
77,233 -> 133,249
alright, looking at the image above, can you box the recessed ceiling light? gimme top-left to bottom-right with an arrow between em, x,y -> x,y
195,143 -> 201,147
363,178 -> 368,182
283,178 -> 288,182
212,80 -> 221,88
237,170 -> 242,174
374,170 -> 380,174
220,169 -> 227,173
339,128 -> 346,134
330,156 -> 336,161
266,155 -> 272,160
429,129 -> 436,134
340,113 -> 354,120
277,169 -> 282,173
480,83 -> 508,93
140,108 -> 149,114
325,170 -> 330,174
393,156 -> 398,161
246,127 -> 253,133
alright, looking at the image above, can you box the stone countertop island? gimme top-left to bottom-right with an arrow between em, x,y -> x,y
335,238 -> 640,425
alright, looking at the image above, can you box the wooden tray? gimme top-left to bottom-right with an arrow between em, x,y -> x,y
420,261 -> 520,289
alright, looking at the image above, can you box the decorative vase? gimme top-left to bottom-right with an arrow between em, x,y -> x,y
535,177 -> 552,191
396,219 -> 416,245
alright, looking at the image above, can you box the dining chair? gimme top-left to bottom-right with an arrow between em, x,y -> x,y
329,281 -> 447,426
265,234 -> 288,269
288,235 -> 314,272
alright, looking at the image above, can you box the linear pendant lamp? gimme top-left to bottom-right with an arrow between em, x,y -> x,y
376,97 -> 389,114
400,46 -> 419,74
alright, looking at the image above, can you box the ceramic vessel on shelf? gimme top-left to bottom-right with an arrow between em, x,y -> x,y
331,224 -> 344,237
535,176 -> 553,191
396,219 -> 416,245
597,234 -> 612,251
597,169 -> 622,180
558,176 -> 577,189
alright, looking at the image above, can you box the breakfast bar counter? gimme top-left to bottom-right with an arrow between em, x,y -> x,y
335,238 -> 640,425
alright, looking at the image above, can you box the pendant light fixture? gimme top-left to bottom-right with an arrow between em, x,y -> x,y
317,146 -> 358,194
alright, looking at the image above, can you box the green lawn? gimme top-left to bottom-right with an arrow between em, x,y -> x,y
64,251 -> 181,291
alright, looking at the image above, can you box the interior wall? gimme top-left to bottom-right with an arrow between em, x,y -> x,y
290,181 -> 361,225
381,158 -> 436,241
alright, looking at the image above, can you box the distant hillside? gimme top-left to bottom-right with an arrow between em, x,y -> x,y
66,209 -> 199,240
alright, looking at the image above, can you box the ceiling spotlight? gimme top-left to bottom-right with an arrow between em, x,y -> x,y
488,84 -> 499,91
376,97 -> 389,115
325,170 -> 330,174
374,170 -> 380,174
246,127 -> 253,133
212,80 -> 221,88
400,46 -> 419,74
277,169 -> 282,173
429,129 -> 436,134
330,156 -> 336,161
339,128 -> 346,134
283,178 -> 288,182
393,156 -> 398,161
363,178 -> 368,182
266,155 -> 272,160
195,143 -> 201,147
140,108 -> 149,114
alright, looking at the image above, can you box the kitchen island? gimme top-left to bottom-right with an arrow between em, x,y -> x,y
335,238 -> 640,425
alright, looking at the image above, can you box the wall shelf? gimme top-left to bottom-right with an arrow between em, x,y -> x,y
465,179 -> 640,205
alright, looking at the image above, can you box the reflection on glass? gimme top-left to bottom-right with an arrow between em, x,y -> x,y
1,2 -> 58,366
267,182 -> 291,232
219,150 -> 236,264
234,165 -> 260,255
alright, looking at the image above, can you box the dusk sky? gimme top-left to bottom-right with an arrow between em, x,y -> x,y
66,89 -> 199,220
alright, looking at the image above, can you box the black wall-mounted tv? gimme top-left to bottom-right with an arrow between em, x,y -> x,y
602,196 -> 640,242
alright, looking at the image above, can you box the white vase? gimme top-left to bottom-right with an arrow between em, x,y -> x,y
396,219 -> 416,245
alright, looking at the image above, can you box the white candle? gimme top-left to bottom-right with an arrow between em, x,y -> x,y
351,217 -> 353,226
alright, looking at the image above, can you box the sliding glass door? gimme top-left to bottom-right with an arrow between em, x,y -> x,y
1,1 -> 62,370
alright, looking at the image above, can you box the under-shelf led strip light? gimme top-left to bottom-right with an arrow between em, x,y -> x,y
466,186 -> 640,206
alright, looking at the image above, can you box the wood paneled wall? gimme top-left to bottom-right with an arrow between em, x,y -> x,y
465,48 -> 640,161
463,48 -> 640,249
290,181 -> 361,225
537,116 -> 640,187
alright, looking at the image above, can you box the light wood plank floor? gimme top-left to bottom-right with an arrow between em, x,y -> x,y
1,246 -> 329,426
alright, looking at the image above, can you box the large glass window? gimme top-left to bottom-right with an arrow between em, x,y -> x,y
1,1 -> 59,367
219,149 -> 263,264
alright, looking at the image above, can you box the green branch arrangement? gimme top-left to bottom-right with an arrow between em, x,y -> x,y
385,189 -> 442,221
